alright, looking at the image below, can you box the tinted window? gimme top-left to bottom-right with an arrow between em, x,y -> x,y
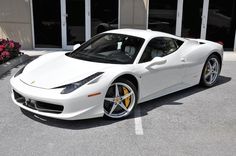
175,40 -> 184,47
139,37 -> 180,63
182,0 -> 203,38
69,33 -> 145,64
148,0 -> 177,34
66,0 -> 85,45
33,0 -> 62,48
206,0 -> 236,50
91,0 -> 118,36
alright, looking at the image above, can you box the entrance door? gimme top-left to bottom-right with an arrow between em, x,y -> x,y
181,0 -> 204,38
66,0 -> 85,47
33,0 -> 62,48
61,0 -> 86,49
206,0 -> 236,50
148,0 -> 178,35
91,0 -> 118,36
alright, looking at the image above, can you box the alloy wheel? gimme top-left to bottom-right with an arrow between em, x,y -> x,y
203,57 -> 220,86
104,82 -> 136,118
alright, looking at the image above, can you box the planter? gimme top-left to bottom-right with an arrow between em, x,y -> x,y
0,54 -> 30,77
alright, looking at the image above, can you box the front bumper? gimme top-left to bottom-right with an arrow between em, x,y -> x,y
10,76 -> 105,120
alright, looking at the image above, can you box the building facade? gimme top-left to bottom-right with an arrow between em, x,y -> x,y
0,0 -> 236,51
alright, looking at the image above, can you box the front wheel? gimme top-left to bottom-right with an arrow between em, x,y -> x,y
103,79 -> 137,119
200,54 -> 221,87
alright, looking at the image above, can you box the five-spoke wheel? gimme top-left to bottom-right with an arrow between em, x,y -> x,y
200,54 -> 221,87
104,79 -> 137,119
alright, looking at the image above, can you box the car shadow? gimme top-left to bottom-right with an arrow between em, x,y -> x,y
21,75 -> 231,130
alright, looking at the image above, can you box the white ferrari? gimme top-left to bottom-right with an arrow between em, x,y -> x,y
11,29 -> 223,120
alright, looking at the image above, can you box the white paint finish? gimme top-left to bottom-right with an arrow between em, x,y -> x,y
176,0 -> 183,36
134,107 -> 144,135
139,53 -> 185,99
85,0 -> 91,41
73,43 -> 81,50
11,29 -> 224,120
201,0 -> 209,39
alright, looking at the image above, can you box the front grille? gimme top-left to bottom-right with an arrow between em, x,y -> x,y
13,90 -> 63,114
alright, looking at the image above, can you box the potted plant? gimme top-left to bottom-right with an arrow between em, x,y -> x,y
0,39 -> 21,64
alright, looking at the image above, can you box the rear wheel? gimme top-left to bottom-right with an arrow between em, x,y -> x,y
200,54 -> 221,87
103,79 -> 137,119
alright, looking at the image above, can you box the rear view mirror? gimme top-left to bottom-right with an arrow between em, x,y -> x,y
73,43 -> 81,50
151,57 -> 167,65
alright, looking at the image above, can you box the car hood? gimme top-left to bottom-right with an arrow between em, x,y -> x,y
20,53 -> 116,89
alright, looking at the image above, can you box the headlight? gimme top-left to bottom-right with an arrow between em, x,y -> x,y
14,66 -> 26,77
59,72 -> 104,94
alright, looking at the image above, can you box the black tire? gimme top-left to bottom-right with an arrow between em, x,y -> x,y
200,54 -> 221,87
103,78 -> 138,119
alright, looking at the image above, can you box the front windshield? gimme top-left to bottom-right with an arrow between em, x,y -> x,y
68,33 -> 145,64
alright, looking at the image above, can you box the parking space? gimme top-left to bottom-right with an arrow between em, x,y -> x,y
0,58 -> 235,156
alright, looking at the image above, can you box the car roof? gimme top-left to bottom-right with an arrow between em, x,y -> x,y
104,29 -> 185,41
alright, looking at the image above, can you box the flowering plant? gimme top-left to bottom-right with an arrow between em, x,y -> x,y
0,39 -> 21,64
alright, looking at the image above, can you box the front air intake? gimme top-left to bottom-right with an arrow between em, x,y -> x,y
13,90 -> 63,114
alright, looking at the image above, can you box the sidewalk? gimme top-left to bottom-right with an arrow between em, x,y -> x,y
22,50 -> 236,61
223,51 -> 236,61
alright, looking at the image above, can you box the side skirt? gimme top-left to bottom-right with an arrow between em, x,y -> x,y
138,82 -> 197,104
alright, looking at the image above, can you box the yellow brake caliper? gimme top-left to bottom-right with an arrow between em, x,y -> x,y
123,87 -> 131,108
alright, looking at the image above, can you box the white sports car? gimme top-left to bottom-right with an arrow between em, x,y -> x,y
11,29 -> 223,120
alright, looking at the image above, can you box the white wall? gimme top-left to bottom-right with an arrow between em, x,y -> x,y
0,0 -> 33,49
120,0 -> 148,29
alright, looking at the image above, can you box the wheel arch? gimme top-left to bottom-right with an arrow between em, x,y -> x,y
200,51 -> 222,87
110,73 -> 140,99
115,74 -> 139,91
207,51 -> 223,71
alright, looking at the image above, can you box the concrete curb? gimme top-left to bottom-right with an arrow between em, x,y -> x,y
0,55 -> 30,77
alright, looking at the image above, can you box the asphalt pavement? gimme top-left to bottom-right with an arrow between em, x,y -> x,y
0,57 -> 235,156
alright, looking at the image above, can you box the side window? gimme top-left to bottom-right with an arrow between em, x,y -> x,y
175,39 -> 184,47
139,37 -> 181,63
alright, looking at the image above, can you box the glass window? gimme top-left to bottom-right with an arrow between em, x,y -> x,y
33,0 -> 62,48
206,0 -> 236,50
139,37 -> 180,63
91,0 -> 118,36
148,0 -> 177,34
66,0 -> 85,45
69,34 -> 145,64
182,0 -> 203,38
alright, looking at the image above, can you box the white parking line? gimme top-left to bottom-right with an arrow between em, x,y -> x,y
134,106 -> 144,135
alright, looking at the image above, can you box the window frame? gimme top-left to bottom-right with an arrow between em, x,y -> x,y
138,36 -> 184,63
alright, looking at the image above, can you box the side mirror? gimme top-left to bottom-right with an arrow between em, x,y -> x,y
73,43 -> 81,50
146,57 -> 167,70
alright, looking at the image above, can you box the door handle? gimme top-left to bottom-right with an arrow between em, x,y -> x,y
181,58 -> 185,62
